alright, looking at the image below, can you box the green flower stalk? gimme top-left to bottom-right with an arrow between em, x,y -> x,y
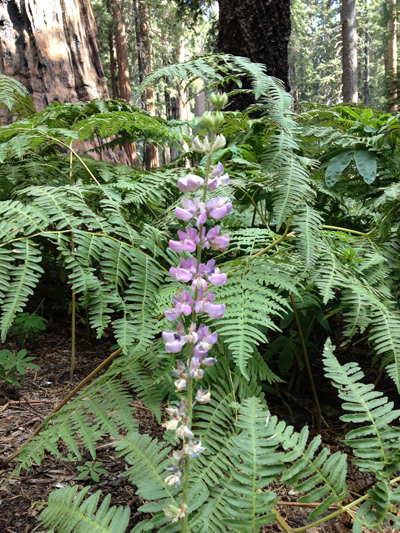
161,101 -> 231,532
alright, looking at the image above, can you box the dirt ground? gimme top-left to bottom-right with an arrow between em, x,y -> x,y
0,322 -> 397,532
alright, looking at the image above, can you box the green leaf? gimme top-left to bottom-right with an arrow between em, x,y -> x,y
354,150 -> 377,185
325,151 -> 353,187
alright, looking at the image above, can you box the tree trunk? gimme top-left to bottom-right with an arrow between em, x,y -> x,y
364,30 -> 370,107
108,32 -> 118,99
341,0 -> 358,103
112,0 -> 131,102
389,0 -> 398,112
217,0 -> 291,111
139,0 -> 159,169
111,0 -> 136,166
0,0 -> 108,117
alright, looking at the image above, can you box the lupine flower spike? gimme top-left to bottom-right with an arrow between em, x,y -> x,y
161,97 -> 230,527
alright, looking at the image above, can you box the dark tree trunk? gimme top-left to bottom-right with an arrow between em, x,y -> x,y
217,0 -> 291,111
341,0 -> 358,103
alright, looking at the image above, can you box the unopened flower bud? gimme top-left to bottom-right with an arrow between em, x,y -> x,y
192,136 -> 205,152
210,92 -> 229,111
202,111 -> 225,132
211,134 -> 226,152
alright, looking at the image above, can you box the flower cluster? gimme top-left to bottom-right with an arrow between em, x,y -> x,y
161,98 -> 230,525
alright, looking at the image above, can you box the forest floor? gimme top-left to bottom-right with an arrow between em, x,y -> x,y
0,322 -> 397,532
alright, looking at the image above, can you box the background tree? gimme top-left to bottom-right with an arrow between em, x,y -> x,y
217,0 -> 291,110
388,0 -> 398,111
341,0 -> 358,102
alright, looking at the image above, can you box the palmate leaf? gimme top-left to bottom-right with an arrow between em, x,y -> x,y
322,338 -> 400,478
39,486 -> 130,533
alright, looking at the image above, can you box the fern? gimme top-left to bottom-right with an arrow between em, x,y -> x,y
221,397 -> 281,532
269,418 -> 348,519
0,75 -> 36,119
39,486 -> 131,533
323,338 -> 400,479
215,259 -> 292,378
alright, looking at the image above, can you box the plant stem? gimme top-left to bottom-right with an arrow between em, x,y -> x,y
292,473 -> 400,531
272,509 -> 293,533
290,293 -> 321,434
321,225 -> 371,236
238,187 -> 270,230
181,131 -> 215,533
69,144 -> 76,381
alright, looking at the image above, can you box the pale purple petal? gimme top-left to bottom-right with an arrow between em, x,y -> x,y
162,331 -> 176,343
176,207 -> 193,221
177,174 -> 204,192
204,303 -> 226,319
165,306 -> 183,321
166,340 -> 184,353
208,272 -> 227,285
211,162 -> 224,178
169,240 -> 185,253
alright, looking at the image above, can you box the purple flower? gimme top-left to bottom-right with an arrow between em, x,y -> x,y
189,259 -> 227,290
205,226 -> 229,250
186,438 -> 206,458
188,357 -> 204,381
177,174 -> 204,192
176,198 -> 207,227
211,162 -> 225,178
162,331 -> 186,353
208,164 -> 230,191
165,290 -> 194,321
169,227 -> 200,253
169,257 -> 197,283
206,197 -> 232,220
202,357 -> 217,367
195,289 -> 226,319
162,321 -> 197,353
194,325 -> 218,358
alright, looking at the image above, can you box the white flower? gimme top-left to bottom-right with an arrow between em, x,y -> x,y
162,419 -> 179,431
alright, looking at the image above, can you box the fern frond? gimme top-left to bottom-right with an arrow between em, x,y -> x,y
268,418 -> 348,519
221,397 -> 281,532
0,240 -> 43,341
39,486 -> 130,533
215,260 -> 290,378
0,75 -> 36,119
323,338 -> 400,477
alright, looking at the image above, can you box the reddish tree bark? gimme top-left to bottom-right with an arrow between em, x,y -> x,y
111,0 -> 136,165
139,0 -> 159,169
